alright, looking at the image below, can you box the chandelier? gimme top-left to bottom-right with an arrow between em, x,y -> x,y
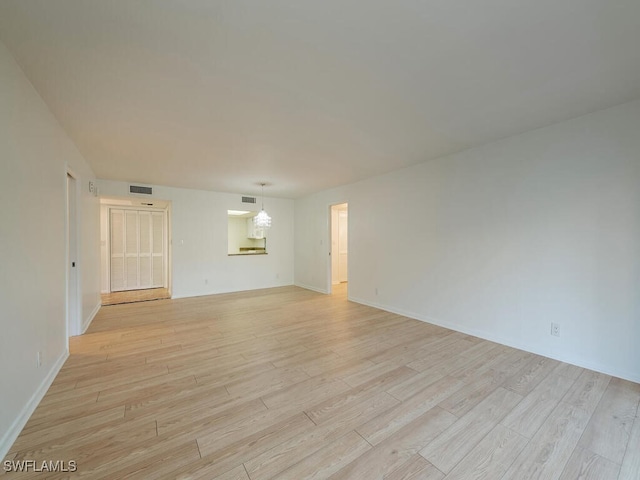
254,183 -> 272,228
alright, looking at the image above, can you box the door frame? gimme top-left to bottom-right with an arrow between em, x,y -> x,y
327,202 -> 348,295
65,168 -> 81,339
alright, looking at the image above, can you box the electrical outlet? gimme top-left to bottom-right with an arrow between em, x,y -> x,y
204,279 -> 208,285
37,351 -> 42,367
551,323 -> 560,337
375,287 -> 379,296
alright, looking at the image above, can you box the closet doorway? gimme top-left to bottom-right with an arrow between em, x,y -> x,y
100,197 -> 171,305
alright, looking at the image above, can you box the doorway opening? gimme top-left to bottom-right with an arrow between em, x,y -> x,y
99,197 -> 171,305
66,171 -> 80,337
330,203 -> 348,295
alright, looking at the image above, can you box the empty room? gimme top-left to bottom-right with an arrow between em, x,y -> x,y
1,1 -> 639,479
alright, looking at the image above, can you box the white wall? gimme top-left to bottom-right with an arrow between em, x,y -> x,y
97,180 -> 294,297
79,189 -> 101,332
295,99 -> 640,383
0,41 -> 101,457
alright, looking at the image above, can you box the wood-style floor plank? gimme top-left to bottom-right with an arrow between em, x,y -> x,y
501,371 -> 576,438
558,446 -> 620,480
2,284 -> 639,479
243,390 -> 398,480
442,424 -> 528,480
384,454 -> 444,480
419,388 -> 522,474
330,407 -> 456,479
210,465 -> 251,480
501,401 -> 593,480
577,378 -> 640,464
357,376 -> 465,446
618,413 -> 640,480
271,430 -> 371,480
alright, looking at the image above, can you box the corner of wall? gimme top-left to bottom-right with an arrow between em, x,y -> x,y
348,295 -> 640,384
82,301 -> 101,334
294,282 -> 329,295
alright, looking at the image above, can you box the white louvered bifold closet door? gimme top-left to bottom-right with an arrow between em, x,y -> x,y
151,212 -> 164,287
139,211 -> 152,288
125,210 -> 139,289
110,209 -> 126,291
110,209 -> 165,292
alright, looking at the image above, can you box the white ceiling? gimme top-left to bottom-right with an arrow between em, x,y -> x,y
1,0 -> 639,198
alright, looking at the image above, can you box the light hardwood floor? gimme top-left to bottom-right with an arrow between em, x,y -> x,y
3,285 -> 640,479
101,288 -> 171,306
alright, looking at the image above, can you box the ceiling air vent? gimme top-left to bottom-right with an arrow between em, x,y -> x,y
130,185 -> 152,195
242,196 -> 257,204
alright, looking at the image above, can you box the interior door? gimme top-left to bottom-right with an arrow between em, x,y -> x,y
338,209 -> 348,283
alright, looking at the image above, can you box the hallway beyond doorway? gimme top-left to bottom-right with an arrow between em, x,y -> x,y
330,202 -> 348,294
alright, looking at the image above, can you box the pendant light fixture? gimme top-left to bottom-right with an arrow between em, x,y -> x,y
254,183 -> 272,228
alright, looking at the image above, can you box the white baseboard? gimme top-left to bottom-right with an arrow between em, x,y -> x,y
349,295 -> 640,384
294,282 -> 328,295
0,349 -> 69,460
81,302 -> 101,334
